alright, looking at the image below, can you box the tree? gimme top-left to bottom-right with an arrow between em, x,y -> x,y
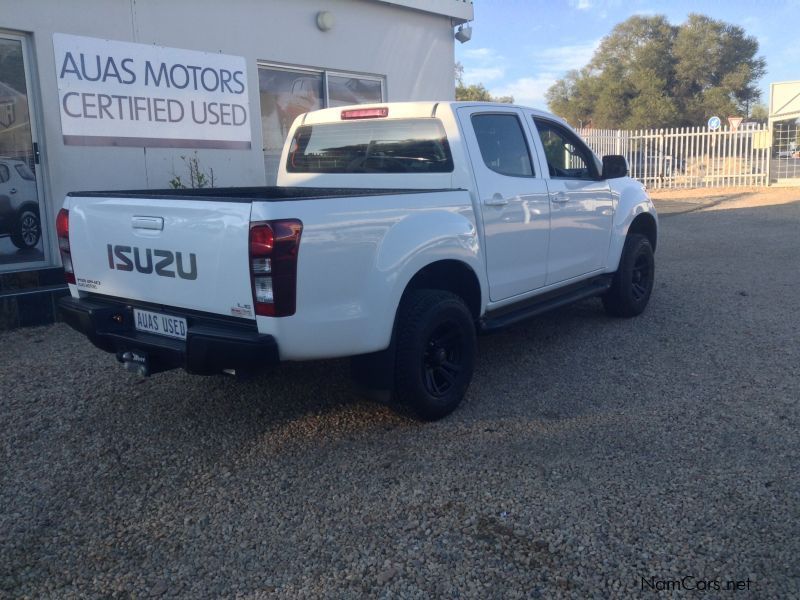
672,14 -> 765,123
456,82 -> 514,103
750,103 -> 768,121
455,62 -> 514,104
546,14 -> 766,128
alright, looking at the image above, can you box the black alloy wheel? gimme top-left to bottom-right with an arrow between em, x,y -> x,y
422,320 -> 464,398
631,253 -> 652,302
602,233 -> 655,317
394,289 -> 476,420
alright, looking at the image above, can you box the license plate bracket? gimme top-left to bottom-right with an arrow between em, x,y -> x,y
133,308 -> 188,341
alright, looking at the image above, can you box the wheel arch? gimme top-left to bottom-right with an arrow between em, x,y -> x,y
16,201 -> 40,218
400,259 -> 483,321
628,212 -> 657,251
352,259 -> 481,400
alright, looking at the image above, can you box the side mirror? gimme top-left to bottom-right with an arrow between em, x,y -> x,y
602,155 -> 628,179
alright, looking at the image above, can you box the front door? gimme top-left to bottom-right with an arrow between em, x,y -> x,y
530,117 -> 613,285
457,107 -> 550,302
0,32 -> 46,270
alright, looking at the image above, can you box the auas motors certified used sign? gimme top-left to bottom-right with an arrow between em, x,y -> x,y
52,33 -> 251,149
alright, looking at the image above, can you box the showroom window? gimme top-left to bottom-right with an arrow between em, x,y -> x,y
0,32 -> 47,272
258,64 -> 385,183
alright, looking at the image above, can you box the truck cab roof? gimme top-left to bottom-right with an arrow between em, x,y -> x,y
299,101 -> 568,127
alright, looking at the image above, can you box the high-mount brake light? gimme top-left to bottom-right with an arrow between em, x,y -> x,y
341,107 -> 389,120
56,208 -> 75,284
249,219 -> 303,317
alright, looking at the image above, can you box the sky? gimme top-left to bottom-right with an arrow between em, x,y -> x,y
455,0 -> 800,111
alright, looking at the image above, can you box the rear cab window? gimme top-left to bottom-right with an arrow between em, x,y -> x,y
287,118 -> 454,174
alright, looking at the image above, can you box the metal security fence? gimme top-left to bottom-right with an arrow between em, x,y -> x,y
576,125 -> 772,189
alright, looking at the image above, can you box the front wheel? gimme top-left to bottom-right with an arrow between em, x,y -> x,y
394,290 -> 476,421
603,233 -> 655,317
11,210 -> 41,249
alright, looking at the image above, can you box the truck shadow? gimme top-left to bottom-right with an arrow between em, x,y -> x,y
119,294 -> 613,444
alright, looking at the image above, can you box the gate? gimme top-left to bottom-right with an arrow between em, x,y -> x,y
577,125 -> 772,189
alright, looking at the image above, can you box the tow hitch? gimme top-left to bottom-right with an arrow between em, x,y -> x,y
117,350 -> 150,377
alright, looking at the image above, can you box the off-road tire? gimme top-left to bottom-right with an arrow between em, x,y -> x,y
602,233 -> 654,317
394,289 -> 476,421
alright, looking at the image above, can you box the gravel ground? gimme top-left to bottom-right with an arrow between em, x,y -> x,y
2,195 -> 799,598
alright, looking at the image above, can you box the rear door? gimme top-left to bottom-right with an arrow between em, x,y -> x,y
67,195 -> 256,319
530,116 -> 613,285
457,107 -> 550,301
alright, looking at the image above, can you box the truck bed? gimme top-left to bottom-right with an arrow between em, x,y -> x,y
67,186 -> 458,202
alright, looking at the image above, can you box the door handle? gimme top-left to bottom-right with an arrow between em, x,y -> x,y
484,193 -> 509,206
9,188 -> 16,194
550,192 -> 568,204
132,216 -> 164,230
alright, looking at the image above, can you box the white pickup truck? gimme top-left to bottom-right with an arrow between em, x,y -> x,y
58,101 -> 657,420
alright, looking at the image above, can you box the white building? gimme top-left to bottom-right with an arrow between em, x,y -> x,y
769,80 -> 800,185
0,0 -> 473,327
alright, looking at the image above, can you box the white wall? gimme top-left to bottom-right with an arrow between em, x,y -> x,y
0,0 -> 456,267
769,81 -> 800,121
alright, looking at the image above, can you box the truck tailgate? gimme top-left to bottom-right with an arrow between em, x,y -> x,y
67,196 -> 255,320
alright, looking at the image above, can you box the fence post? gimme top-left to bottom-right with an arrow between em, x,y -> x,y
765,123 -> 772,186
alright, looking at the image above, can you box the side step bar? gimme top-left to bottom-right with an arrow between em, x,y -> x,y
479,276 -> 613,333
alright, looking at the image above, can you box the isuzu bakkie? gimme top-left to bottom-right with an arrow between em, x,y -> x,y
58,102 -> 658,420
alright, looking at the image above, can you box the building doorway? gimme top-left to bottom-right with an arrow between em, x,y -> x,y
0,32 -> 47,271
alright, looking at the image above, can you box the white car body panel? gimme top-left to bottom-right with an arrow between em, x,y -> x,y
249,190 -> 481,360
65,196 -> 256,319
605,178 -> 658,272
538,176 -> 614,285
454,105 -> 551,301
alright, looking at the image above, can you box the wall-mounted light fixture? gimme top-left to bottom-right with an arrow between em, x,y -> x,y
316,11 -> 334,32
455,24 -> 472,44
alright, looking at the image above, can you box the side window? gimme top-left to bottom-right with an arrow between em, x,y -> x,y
0,164 -> 9,184
471,113 -> 534,177
533,119 -> 596,180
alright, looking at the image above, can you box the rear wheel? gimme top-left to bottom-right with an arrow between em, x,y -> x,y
603,233 -> 654,317
394,290 -> 476,421
11,209 -> 41,249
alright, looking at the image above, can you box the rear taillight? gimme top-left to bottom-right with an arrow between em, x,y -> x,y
56,208 -> 75,284
249,219 -> 303,317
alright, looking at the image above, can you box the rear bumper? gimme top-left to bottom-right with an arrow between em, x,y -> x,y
58,295 -> 279,375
